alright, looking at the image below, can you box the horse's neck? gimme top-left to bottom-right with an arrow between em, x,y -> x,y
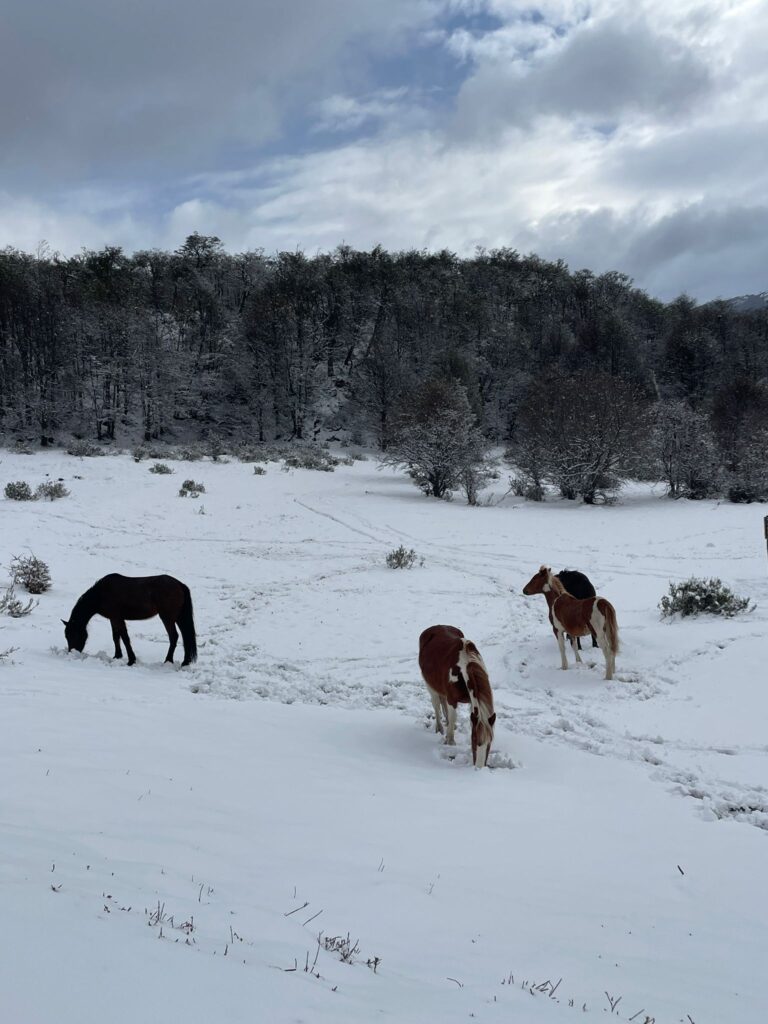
72,589 -> 97,626
466,662 -> 493,710
547,573 -> 566,597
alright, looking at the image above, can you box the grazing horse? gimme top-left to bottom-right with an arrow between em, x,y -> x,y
522,566 -> 619,680
63,574 -> 197,667
556,569 -> 599,649
418,624 -> 496,768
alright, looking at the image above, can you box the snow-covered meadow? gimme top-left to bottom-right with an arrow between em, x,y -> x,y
1,450 -> 766,1024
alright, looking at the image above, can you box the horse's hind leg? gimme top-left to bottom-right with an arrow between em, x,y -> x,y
556,629 -> 569,670
445,703 -> 457,745
161,614 -> 178,664
427,686 -> 444,734
591,611 -> 613,680
569,635 -> 583,664
118,622 -> 137,666
110,619 -> 123,659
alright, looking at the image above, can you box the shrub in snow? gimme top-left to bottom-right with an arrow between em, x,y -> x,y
253,465 -> 266,476
66,439 -> 104,457
4,481 -> 34,501
35,480 -> 69,500
149,462 -> 174,475
386,545 -> 421,569
176,445 -> 203,462
509,472 -> 545,502
10,554 -> 52,594
282,447 -> 340,472
0,584 -> 37,617
179,479 -> 205,497
0,645 -> 18,662
660,577 -> 751,619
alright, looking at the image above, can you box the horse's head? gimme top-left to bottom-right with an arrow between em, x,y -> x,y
62,618 -> 87,653
522,566 -> 552,595
470,707 -> 496,768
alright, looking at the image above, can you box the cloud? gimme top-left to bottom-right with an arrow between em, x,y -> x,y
1,0 -> 767,303
312,89 -> 412,134
0,0 -> 440,186
453,15 -> 712,135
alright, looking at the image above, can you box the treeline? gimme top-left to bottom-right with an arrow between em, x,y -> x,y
1,234 -> 767,499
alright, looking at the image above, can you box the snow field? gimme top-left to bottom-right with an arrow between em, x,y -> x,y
1,451 -> 766,1023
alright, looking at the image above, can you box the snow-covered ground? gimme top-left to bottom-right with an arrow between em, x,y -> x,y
1,451 -> 766,1024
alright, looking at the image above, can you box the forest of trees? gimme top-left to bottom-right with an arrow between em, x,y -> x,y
1,234 -> 767,501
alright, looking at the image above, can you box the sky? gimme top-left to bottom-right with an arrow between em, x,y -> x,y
1,0 -> 767,302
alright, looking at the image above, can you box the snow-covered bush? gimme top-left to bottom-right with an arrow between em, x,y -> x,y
176,445 -> 203,462
509,472 -> 545,502
67,439 -> 104,457
0,584 -> 37,617
149,462 -> 174,474
10,554 -> 52,594
282,447 -> 340,472
35,480 -> 69,500
386,545 -> 420,569
252,465 -> 266,476
4,481 -> 34,501
660,577 -> 751,619
179,479 -> 206,497
382,380 -> 490,501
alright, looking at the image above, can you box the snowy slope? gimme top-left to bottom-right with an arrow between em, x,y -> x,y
1,452 -> 766,1024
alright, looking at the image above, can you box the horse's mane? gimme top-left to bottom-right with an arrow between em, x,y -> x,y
546,569 -> 566,596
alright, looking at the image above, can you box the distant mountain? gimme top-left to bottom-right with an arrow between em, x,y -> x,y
728,292 -> 768,312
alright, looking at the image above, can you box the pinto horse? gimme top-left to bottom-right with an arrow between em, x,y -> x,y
63,574 -> 197,666
418,625 -> 496,768
555,569 -> 598,649
522,566 -> 619,680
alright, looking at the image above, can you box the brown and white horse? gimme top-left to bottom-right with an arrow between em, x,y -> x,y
522,566 -> 619,680
418,624 -> 496,768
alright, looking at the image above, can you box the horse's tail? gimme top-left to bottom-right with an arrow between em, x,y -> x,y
178,587 -> 198,664
598,598 -> 620,655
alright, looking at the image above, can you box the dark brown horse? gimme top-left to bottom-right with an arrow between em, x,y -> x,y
418,624 -> 496,768
63,574 -> 197,666
522,566 -> 619,680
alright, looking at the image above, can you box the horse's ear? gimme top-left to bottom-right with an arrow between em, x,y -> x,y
61,619 -> 68,626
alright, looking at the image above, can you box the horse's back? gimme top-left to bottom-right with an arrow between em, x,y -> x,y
419,625 -> 465,687
89,573 -> 188,618
556,569 -> 596,599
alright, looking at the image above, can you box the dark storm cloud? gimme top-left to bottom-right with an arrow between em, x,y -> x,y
517,202 -> 768,301
0,0 -> 435,185
454,16 -> 712,134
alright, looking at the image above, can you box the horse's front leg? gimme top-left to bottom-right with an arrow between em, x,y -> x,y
570,635 -> 583,664
119,622 -> 137,666
110,620 -> 123,659
556,629 -> 569,670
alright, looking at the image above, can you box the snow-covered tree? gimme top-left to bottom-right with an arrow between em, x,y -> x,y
382,379 -> 490,501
